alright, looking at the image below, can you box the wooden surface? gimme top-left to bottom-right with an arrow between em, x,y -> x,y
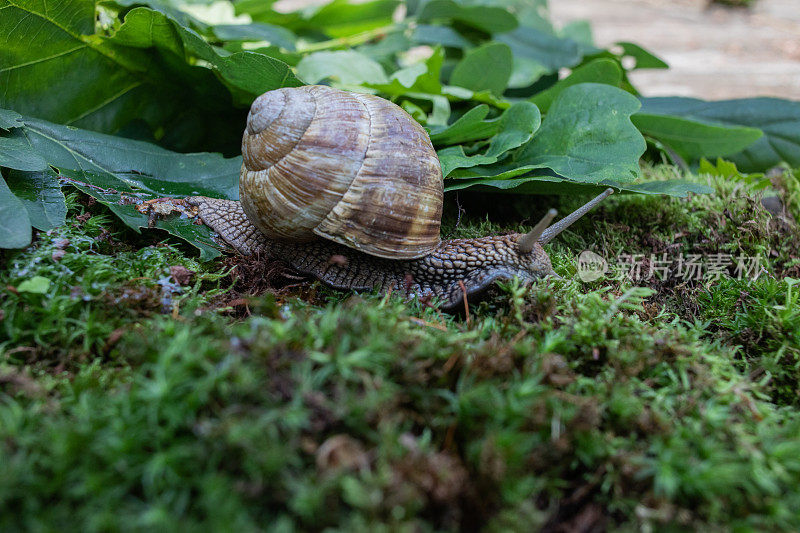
551,0 -> 800,100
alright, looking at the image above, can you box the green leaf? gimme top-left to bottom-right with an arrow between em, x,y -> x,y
530,58 -> 623,113
212,23 -> 297,50
1,0 -> 141,131
0,176 -> 32,248
61,168 -> 226,261
368,47 -> 444,96
507,58 -> 550,89
437,146 -> 495,178
108,0 -> 211,30
366,46 -> 509,117
639,97 -> 800,172
428,105 -> 493,145
617,42 -> 668,69
411,24 -> 472,49
110,7 -> 302,101
485,102 -> 542,158
445,173 -> 712,197
621,179 -> 713,196
16,275 -> 51,294
0,1 -> 219,150
497,25 -> 581,73
297,0 -> 400,38
0,1 -> 299,153
632,113 -> 762,162
0,109 -> 23,130
561,20 -> 602,55
296,51 -> 389,85
514,83 -> 645,183
0,110 -> 240,258
417,0 -> 518,34
238,0 -> 399,38
5,170 -> 67,231
450,43 -> 513,96
1,115 -> 240,199
0,136 -> 50,172
433,103 -> 541,176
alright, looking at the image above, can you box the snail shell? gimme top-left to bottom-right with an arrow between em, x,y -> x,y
240,85 -> 443,260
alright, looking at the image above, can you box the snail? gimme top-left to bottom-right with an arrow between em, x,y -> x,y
185,85 -> 614,310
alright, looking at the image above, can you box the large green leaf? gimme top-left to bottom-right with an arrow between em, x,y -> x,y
212,23 -> 297,50
5,170 -> 67,231
411,24 -> 472,49
416,0 -> 518,34
236,0 -> 399,38
296,51 -> 388,85
368,47 -> 446,97
441,84 -> 646,194
445,174 -> 713,197
529,58 -> 623,113
428,105 -> 495,145
434,102 -> 541,176
496,25 -> 581,73
0,0 -> 223,150
365,47 -> 510,125
449,43 -> 513,96
0,109 -> 23,130
632,113 -> 762,162
639,97 -> 800,172
0,1 -> 299,153
514,83 -> 645,183
109,7 -> 302,102
0,137 -> 50,172
0,110 -> 240,257
0,175 -> 32,248
1,0 -> 152,133
437,146 -> 496,178
0,116 -> 240,199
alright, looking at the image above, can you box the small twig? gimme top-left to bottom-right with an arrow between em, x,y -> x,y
442,352 -> 460,373
380,286 -> 394,306
296,25 -> 399,53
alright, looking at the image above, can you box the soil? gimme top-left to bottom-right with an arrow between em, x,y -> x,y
550,0 -> 800,100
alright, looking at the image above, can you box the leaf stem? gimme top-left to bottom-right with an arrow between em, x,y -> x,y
296,25 -> 403,53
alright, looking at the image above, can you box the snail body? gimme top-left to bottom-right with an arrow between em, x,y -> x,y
188,86 -> 613,309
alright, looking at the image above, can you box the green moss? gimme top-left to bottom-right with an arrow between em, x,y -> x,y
0,194 -> 227,367
698,276 -> 800,405
2,169 -> 800,530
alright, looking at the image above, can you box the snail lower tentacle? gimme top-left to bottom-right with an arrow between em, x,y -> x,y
187,197 -> 555,310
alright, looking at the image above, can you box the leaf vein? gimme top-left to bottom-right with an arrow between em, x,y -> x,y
0,43 -> 87,73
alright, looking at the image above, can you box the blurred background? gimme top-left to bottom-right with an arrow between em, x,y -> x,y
551,0 -> 800,99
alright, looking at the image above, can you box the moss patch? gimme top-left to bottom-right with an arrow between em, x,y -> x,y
2,168 -> 800,530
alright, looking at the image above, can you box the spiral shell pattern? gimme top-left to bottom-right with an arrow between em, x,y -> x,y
240,85 -> 443,260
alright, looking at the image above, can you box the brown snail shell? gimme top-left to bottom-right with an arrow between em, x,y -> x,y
240,85 -> 443,260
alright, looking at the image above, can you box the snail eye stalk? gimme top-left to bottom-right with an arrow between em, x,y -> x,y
517,209 -> 557,253
538,188 -> 614,245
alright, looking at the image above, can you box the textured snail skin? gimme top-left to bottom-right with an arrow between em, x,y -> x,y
188,197 -> 555,310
